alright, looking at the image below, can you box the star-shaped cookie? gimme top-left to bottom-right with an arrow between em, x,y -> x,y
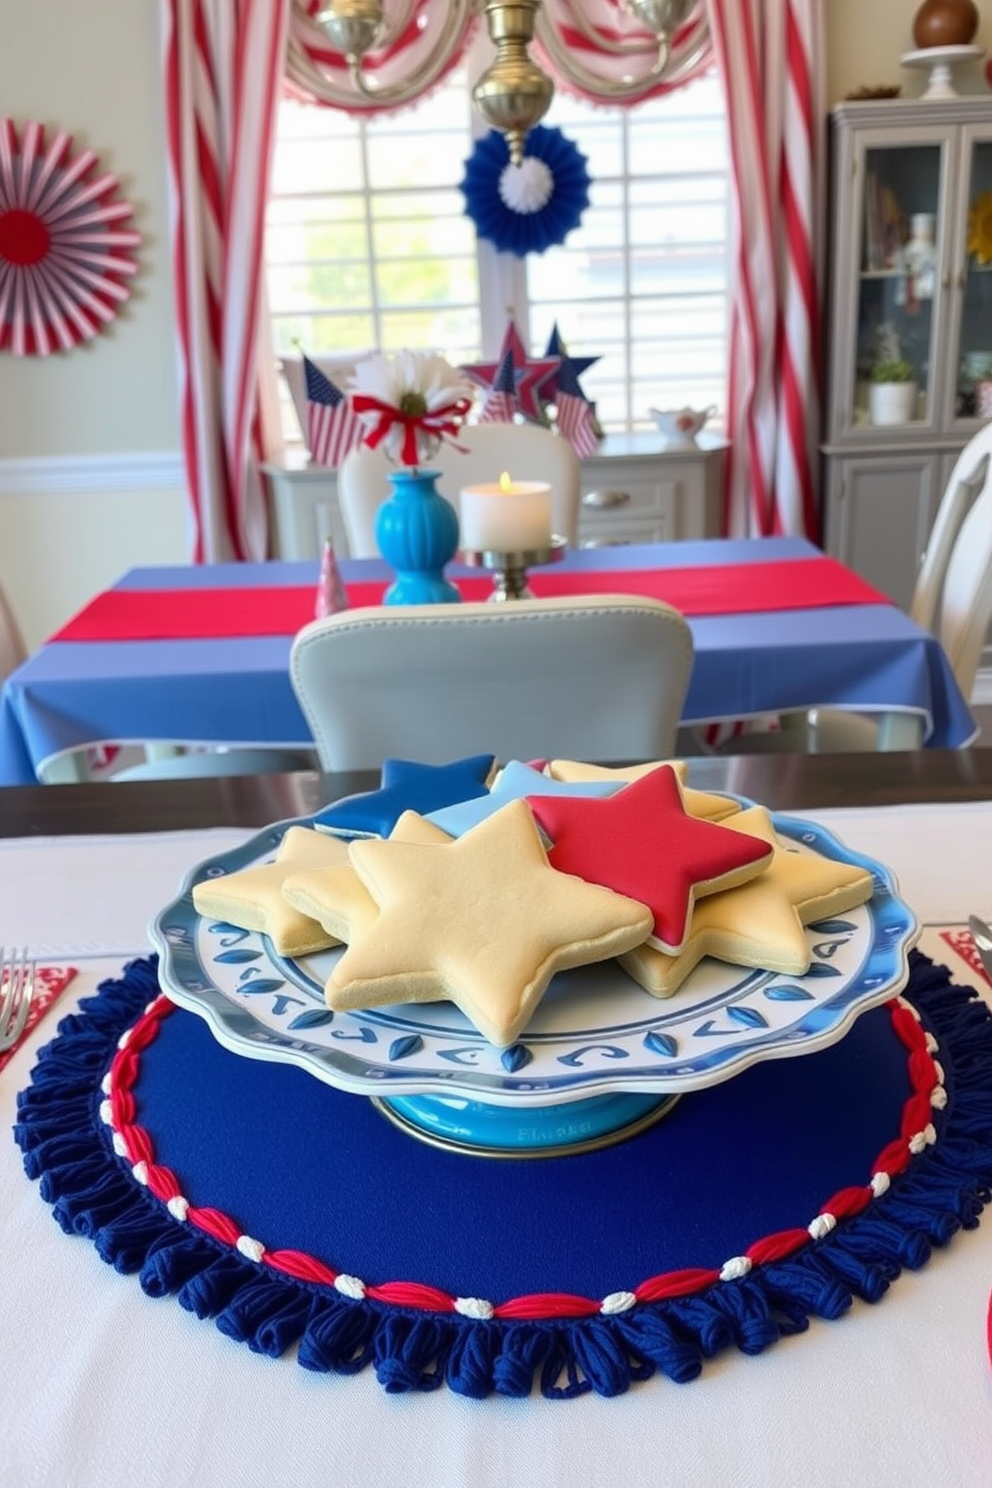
527,764 -> 773,955
191,825 -> 350,956
544,758 -> 742,823
327,799 -> 653,1047
282,810 -> 451,942
618,805 -> 875,997
426,758 -> 618,838
312,754 -> 496,838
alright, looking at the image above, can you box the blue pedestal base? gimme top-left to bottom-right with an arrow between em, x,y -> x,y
374,1090 -> 679,1157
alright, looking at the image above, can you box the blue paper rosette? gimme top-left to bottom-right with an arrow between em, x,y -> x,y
460,125 -> 591,258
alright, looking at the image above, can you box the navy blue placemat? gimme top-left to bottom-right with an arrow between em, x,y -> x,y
14,952 -> 992,1399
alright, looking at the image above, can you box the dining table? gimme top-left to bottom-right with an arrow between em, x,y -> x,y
2,750 -> 992,1488
0,537 -> 978,786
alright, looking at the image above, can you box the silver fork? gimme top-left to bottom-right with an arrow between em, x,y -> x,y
0,947 -> 35,1053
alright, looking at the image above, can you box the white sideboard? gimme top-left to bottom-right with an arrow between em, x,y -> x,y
262,431 -> 728,559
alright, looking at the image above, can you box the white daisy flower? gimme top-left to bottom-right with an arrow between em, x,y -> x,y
349,351 -> 475,466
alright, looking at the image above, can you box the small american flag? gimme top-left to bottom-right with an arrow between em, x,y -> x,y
304,355 -> 365,467
554,357 -> 599,458
476,347 -> 520,425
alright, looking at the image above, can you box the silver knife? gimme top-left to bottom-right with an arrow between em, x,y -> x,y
968,915 -> 992,979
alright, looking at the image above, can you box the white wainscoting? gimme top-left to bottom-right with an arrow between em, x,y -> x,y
0,451 -> 185,496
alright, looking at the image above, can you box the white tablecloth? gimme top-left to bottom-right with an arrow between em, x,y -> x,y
2,808 -> 992,1488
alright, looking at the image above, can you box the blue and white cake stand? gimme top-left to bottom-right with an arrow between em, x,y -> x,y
150,805 -> 918,1157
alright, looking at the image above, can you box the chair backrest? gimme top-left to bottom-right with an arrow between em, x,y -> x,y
289,595 -> 694,771
911,419 -> 992,631
338,423 -> 582,557
932,431 -> 992,698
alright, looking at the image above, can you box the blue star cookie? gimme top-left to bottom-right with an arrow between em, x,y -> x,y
427,759 -> 619,838
313,755 -> 496,839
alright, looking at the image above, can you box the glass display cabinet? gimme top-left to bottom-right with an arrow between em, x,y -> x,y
822,97 -> 992,609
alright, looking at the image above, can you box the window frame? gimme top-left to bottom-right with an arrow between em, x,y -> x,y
265,35 -> 729,445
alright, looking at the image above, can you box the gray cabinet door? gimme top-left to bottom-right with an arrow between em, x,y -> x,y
822,451 -> 941,609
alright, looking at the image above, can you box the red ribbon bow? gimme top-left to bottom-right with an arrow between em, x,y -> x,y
351,393 -> 473,466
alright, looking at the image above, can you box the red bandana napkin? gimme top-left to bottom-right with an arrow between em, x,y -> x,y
0,965 -> 77,1073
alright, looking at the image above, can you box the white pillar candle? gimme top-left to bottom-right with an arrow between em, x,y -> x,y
459,474 -> 553,553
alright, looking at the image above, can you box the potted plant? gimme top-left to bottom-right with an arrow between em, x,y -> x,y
868,356 -> 918,426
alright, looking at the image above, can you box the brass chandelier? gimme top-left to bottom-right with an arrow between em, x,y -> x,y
312,0 -> 706,165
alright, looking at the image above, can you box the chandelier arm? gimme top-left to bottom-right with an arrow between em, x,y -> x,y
552,1 -> 670,61
366,0 -> 418,53
535,4 -> 711,99
539,0 -> 710,63
285,33 -> 371,106
286,1 -> 478,110
534,9 -> 669,96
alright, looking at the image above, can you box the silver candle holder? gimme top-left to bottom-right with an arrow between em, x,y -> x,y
458,535 -> 568,600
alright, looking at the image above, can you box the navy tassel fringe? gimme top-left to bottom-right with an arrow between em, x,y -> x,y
13,952 -> 992,1401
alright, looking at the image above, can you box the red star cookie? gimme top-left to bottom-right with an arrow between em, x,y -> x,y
526,764 -> 773,955
618,805 -> 875,997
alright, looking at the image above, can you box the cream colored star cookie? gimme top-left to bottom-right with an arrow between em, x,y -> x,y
328,798 -> 654,1047
544,758 -> 742,822
191,825 -> 351,956
282,810 -> 451,942
618,805 -> 874,997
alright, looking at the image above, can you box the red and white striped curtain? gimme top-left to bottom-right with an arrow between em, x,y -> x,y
160,0 -> 477,562
161,0 -> 823,561
708,0 -> 824,538
161,1 -> 291,562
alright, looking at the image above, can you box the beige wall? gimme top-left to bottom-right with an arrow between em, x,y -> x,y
828,0 -> 992,103
0,1 -> 186,649
0,0 -> 990,647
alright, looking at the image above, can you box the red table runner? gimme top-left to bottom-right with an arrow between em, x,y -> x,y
49,558 -> 892,644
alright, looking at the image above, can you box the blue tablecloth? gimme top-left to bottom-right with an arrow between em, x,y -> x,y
0,539 -> 977,785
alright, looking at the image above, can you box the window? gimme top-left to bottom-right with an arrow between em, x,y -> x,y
265,39 -> 729,446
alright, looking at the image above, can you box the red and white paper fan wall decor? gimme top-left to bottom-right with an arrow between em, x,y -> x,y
0,119 -> 141,356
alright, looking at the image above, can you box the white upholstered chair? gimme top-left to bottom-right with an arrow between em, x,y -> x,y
289,595 -> 694,771
107,746 -> 317,783
338,422 -> 582,557
908,418 -> 992,633
719,419 -> 992,754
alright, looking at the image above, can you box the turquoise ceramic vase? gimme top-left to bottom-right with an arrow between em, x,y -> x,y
375,467 -> 461,605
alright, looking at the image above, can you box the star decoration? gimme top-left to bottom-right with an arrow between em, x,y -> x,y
191,826 -> 349,956
427,759 -> 618,838
544,759 -> 743,823
527,765 -> 773,955
327,799 -> 653,1047
541,323 -> 599,404
312,754 -> 496,838
619,806 -> 876,997
510,353 -> 564,424
460,317 -> 560,424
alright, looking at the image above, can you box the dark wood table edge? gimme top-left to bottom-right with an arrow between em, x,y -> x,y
2,750 -> 992,838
